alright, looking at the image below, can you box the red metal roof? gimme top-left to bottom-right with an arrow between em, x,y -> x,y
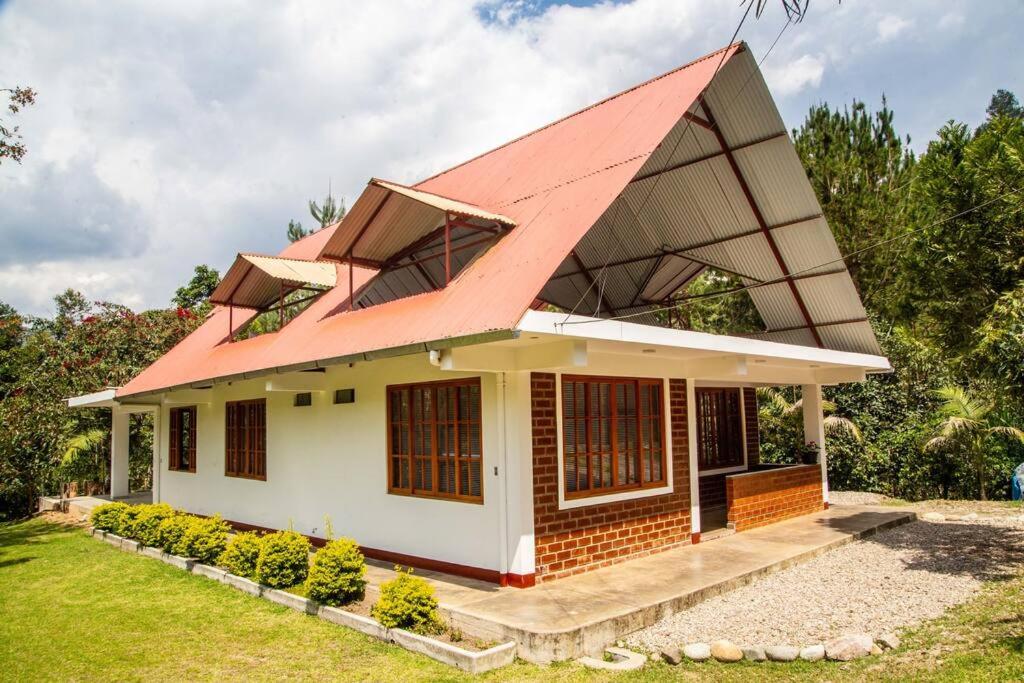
118,44 -> 740,398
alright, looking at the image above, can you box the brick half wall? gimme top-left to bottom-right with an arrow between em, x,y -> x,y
531,373 -> 691,583
726,464 -> 823,532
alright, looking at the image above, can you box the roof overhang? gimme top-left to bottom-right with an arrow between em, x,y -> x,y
318,178 -> 516,265
67,388 -> 118,408
209,254 -> 339,309
510,310 -> 890,385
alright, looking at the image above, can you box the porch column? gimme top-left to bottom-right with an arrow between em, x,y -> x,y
110,407 -> 130,498
151,408 -> 161,503
686,379 -> 701,542
801,383 -> 829,507
502,370 -> 535,586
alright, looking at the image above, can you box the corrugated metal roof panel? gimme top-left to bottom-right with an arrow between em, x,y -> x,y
209,254 -> 339,309
734,136 -> 821,226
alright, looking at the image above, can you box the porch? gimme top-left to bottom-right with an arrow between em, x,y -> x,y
432,503 -> 915,663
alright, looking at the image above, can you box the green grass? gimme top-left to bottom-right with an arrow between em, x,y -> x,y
0,518 -> 1021,682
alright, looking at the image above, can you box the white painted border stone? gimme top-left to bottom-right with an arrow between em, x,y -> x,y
319,606 -> 388,640
86,528 -> 516,673
390,629 -> 517,674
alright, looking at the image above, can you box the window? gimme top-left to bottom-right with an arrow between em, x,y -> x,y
334,388 -> 355,404
225,399 -> 267,480
294,392 -> 312,407
169,406 -> 197,473
561,375 -> 666,498
387,378 -> 482,502
695,387 -> 745,471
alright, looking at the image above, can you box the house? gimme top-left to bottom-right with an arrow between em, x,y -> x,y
69,42 -> 889,588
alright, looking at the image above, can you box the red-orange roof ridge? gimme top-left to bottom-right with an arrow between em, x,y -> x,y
414,42 -> 744,189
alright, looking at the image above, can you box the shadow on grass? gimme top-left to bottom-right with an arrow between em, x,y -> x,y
0,556 -> 34,569
816,512 -> 1024,582
0,518 -> 77,551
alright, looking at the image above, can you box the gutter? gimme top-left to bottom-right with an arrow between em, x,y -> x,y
115,328 -> 520,401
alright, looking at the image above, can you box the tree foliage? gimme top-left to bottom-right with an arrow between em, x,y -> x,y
0,86 -> 37,165
0,290 -> 202,518
172,265 -> 220,313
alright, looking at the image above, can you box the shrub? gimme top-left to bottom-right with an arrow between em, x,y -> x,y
174,515 -> 231,563
306,537 -> 366,606
125,503 -> 176,546
371,567 -> 441,633
116,505 -> 144,537
156,514 -> 191,553
255,530 -> 310,588
90,502 -> 128,532
218,531 -> 262,578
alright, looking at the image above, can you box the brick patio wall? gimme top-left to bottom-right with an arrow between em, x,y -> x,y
531,373 -> 691,583
725,464 -> 823,532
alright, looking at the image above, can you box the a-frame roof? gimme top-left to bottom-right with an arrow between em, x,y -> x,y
119,42 -> 878,399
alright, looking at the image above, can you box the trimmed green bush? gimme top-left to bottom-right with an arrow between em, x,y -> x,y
156,514 -> 191,553
218,531 -> 262,579
175,515 -> 230,563
89,502 -> 128,532
306,537 -> 366,606
117,505 -> 145,538
371,567 -> 441,633
124,503 -> 176,546
255,530 -> 310,588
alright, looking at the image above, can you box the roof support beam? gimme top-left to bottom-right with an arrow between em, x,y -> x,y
701,100 -> 823,348
756,316 -> 870,335
629,131 -> 787,185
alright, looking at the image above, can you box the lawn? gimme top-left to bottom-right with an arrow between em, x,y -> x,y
0,516 -> 1021,682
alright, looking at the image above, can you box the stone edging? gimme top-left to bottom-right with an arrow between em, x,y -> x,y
89,528 -> 516,674
659,633 -> 900,665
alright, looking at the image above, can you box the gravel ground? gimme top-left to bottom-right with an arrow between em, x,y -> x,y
626,515 -> 1024,650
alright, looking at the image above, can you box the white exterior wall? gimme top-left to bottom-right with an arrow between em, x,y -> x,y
157,354 -> 503,572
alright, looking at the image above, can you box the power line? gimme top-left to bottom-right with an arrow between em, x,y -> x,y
557,183 -> 1023,326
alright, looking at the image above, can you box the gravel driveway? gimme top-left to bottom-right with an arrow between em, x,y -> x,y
626,513 -> 1024,650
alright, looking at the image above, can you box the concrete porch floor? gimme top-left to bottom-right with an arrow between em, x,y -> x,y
40,491 -> 153,518
426,504 -> 916,663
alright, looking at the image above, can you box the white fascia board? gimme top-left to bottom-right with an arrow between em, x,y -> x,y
515,310 -> 891,371
67,388 -> 118,409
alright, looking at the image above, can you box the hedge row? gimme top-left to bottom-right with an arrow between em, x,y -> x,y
89,503 -> 438,630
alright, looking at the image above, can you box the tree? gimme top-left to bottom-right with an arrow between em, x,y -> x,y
287,186 -> 347,242
309,190 -> 346,228
986,89 -> 1023,121
286,219 -> 309,243
173,265 -> 220,312
924,386 -> 1024,500
792,98 -> 915,309
757,386 -> 862,462
0,86 -> 36,165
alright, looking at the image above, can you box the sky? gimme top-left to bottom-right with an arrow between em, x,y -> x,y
0,0 -> 1021,317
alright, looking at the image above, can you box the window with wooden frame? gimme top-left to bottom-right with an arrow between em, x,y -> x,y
695,387 -> 745,472
225,399 -> 267,480
561,375 -> 666,498
386,378 -> 482,503
168,406 -> 197,473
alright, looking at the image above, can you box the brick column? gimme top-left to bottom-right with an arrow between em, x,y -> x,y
531,373 -> 692,583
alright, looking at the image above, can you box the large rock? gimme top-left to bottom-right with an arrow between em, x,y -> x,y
877,633 -> 901,650
682,643 -> 711,662
710,640 -> 743,663
742,646 -> 767,662
799,644 -> 825,662
765,645 -> 799,662
660,647 -> 682,665
922,512 -> 946,522
825,634 -> 874,661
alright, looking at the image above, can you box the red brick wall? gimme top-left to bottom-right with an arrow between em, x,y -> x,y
531,373 -> 691,582
726,464 -> 823,531
743,387 -> 760,466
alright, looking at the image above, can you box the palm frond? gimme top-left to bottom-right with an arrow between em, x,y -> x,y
989,425 -> 1024,443
824,415 -> 862,442
923,435 -> 952,452
61,429 -> 107,467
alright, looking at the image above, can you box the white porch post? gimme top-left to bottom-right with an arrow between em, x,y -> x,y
151,408 -> 161,503
503,370 -> 535,582
686,378 -> 701,541
801,383 -> 829,507
110,407 -> 131,498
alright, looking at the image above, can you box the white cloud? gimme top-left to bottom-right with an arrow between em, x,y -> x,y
0,0 -> 1019,316
763,53 -> 826,96
876,14 -> 912,42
